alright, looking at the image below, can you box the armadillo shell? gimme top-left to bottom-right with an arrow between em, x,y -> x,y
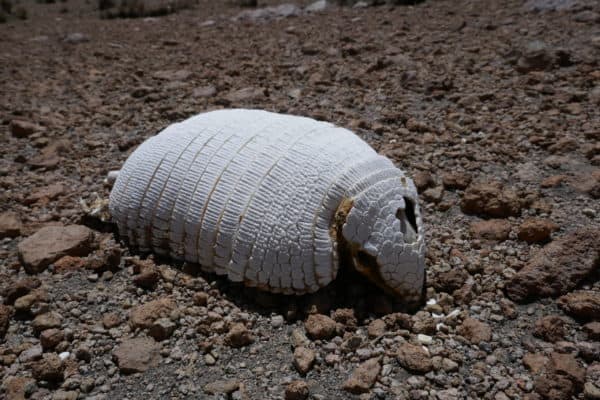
109,109 -> 425,296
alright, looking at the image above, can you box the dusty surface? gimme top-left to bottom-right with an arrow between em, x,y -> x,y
1,0 -> 600,399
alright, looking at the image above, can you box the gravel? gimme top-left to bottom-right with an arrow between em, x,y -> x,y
1,0 -> 599,398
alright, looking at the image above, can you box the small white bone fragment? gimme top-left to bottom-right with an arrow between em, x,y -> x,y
108,109 -> 426,302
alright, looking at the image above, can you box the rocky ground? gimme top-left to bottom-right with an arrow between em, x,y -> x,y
1,0 -> 600,399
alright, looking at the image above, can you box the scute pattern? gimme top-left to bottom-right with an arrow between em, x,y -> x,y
109,109 -> 425,300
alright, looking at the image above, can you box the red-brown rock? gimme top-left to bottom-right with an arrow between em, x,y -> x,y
10,119 -> 42,138
396,343 -> 432,373
342,357 -> 381,393
0,304 -> 12,339
457,317 -> 492,344
285,380 -> 309,400
23,183 -> 65,205
518,218 -> 559,243
31,353 -> 65,382
470,219 -> 512,241
18,225 -> 95,273
304,314 -> 337,340
53,256 -> 86,273
442,172 -> 472,190
558,291 -> 600,321
506,228 -> 600,302
113,337 -> 160,374
129,297 -> 176,330
461,182 -> 522,218
0,211 -> 22,239
533,315 -> 568,343
1,277 -> 41,305
225,323 -> 254,347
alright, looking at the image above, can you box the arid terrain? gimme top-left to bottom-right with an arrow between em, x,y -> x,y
1,0 -> 599,399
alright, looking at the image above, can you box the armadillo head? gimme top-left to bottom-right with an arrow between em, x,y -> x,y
341,179 -> 426,304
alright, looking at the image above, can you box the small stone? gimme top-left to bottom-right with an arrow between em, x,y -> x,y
27,140 -> 67,169
224,87 -> 264,103
304,314 -> 337,340
148,318 -> 176,341
433,268 -> 469,293
518,218 -> 558,243
32,312 -> 62,335
417,334 -> 432,345
397,343 -> 432,373
534,373 -> 574,400
342,357 -> 381,394
102,312 -> 122,329
225,323 -> 254,347
533,315 -> 568,343
2,277 -> 41,305
558,291 -> 600,321
129,297 -> 176,330
131,86 -> 153,98
541,175 -> 566,188
516,40 -> 555,73
14,291 -> 44,313
192,85 -> 217,98
549,352 -> 585,387
271,315 -> 285,328
411,311 -> 436,335
132,265 -> 160,289
442,358 -> 459,372
367,319 -> 386,338
0,212 -> 22,239
51,390 -> 78,400
422,186 -> 444,204
40,329 -> 64,350
305,0 -> 327,12
152,69 -> 192,81
585,382 -> 600,400
113,337 -> 160,374
18,225 -> 95,274
64,32 -> 90,43
193,292 -> 209,306
413,171 -> 435,192
19,344 -> 43,362
2,376 -> 36,400
23,183 -> 65,205
204,379 -> 240,395
31,353 -> 65,382
470,219 -> 512,241
75,346 -> 92,362
583,322 -> 600,340
461,182 -> 522,218
204,353 -> 216,365
53,256 -> 86,273
285,380 -> 309,400
293,346 -> 315,375
10,119 -> 42,138
442,172 -> 472,190
0,304 -> 12,339
457,317 -> 491,344
331,308 -> 357,330
523,352 -> 548,374
290,328 -> 310,348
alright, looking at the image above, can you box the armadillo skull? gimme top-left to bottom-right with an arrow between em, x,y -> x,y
109,109 -> 426,302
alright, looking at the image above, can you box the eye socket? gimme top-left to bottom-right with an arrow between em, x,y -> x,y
356,250 -> 378,270
396,197 -> 418,237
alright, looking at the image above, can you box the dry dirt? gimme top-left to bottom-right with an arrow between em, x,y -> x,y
1,0 -> 600,399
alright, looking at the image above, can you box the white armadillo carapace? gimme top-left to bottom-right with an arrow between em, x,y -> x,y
109,109 -> 426,302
